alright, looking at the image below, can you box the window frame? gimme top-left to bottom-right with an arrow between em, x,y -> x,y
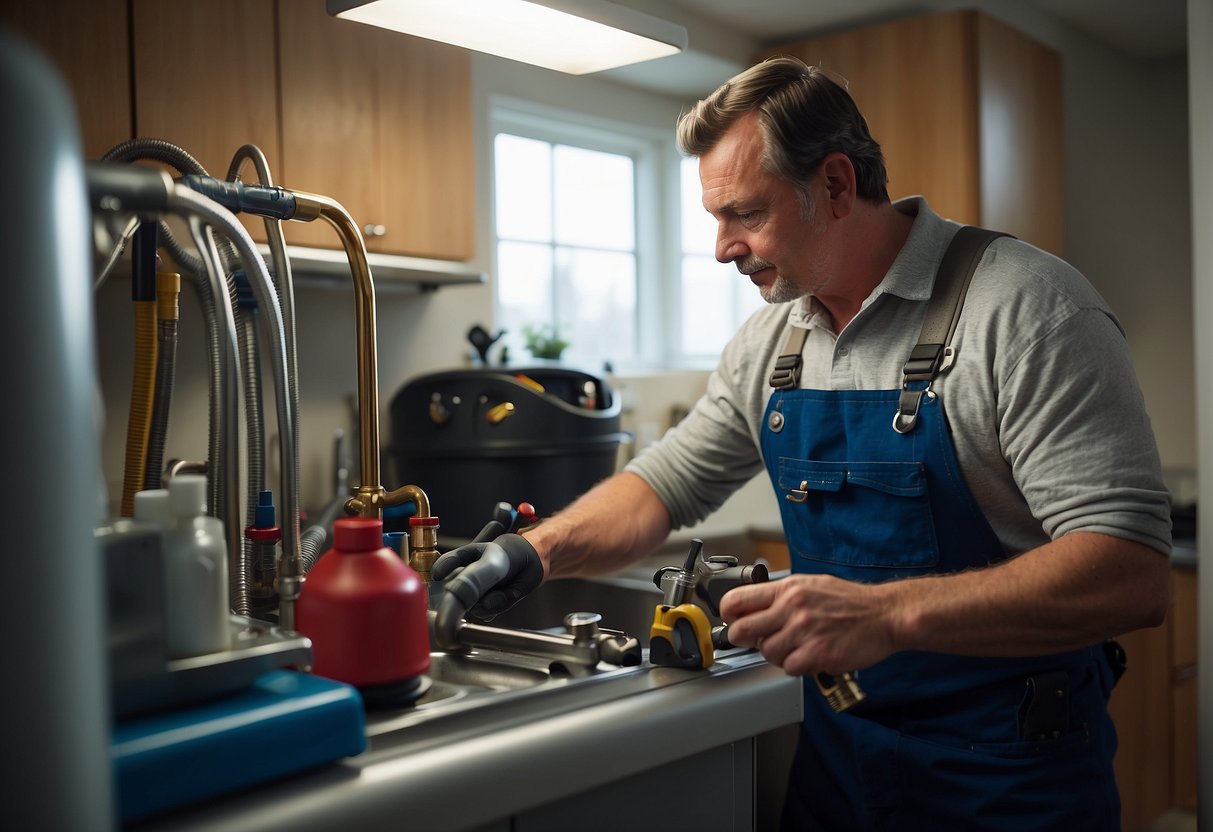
489,95 -> 731,372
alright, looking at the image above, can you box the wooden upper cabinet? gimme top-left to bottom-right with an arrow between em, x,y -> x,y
0,0 -> 132,160
763,10 -> 1063,256
278,1 -> 475,261
132,0 -> 281,243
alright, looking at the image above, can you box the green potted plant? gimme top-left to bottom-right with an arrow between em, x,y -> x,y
522,324 -> 570,361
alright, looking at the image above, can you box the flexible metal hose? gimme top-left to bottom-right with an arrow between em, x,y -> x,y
169,184 -> 302,629
227,144 -> 301,599
98,138 -> 211,283
99,140 -> 302,620
96,139 -> 231,523
184,214 -> 247,613
237,300 -> 265,531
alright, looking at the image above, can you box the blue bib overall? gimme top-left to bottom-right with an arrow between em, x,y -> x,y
762,382 -> 1122,830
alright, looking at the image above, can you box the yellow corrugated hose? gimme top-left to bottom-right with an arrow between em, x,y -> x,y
119,299 -> 159,516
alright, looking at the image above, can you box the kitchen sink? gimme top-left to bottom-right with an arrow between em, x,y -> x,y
488,574 -> 666,646
364,566 -> 769,745
424,649 -> 551,692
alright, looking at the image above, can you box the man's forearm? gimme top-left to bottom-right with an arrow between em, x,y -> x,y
521,471 -> 672,580
888,532 -> 1172,657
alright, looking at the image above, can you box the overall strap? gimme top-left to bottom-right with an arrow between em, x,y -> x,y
893,226 -> 1010,433
769,326 -> 809,390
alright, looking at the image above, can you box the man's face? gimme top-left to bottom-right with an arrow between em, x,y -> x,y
699,112 -> 830,303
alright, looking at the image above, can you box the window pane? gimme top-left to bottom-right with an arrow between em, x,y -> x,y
553,146 -> 634,250
681,254 -> 736,354
497,241 -> 553,357
495,134 -> 552,242
735,273 -> 766,320
681,155 -> 715,254
554,246 -> 636,366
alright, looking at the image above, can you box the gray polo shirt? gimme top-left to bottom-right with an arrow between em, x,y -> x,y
627,197 -> 1172,557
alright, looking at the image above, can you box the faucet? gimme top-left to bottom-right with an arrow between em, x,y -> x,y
173,174 -> 440,623
284,193 -> 438,534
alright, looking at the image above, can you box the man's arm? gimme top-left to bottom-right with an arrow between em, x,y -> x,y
523,471 -> 673,580
720,531 -> 1171,677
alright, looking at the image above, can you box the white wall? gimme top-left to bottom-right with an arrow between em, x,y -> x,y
1186,0 -> 1212,825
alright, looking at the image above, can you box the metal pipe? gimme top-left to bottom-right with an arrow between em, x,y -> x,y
227,144 -> 302,599
168,184 -> 303,630
184,214 -> 246,612
289,192 -> 388,518
287,191 -> 437,529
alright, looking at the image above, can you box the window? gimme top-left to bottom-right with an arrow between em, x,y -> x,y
677,156 -> 765,358
494,132 -> 638,369
491,103 -> 764,371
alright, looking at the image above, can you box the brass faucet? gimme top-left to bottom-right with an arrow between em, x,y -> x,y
289,191 -> 438,571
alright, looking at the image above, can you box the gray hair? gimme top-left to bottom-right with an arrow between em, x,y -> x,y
676,56 -> 889,203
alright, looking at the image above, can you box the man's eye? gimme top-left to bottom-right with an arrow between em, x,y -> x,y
737,211 -> 756,222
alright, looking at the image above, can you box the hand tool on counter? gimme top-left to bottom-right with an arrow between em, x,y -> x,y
649,538 -> 769,669
649,540 -> 866,709
428,608 -> 641,673
432,498 -> 640,670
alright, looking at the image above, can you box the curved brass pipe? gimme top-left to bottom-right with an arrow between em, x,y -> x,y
290,191 -> 387,519
289,191 -> 434,527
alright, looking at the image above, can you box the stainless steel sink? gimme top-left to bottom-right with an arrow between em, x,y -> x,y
424,650 -> 551,691
488,574 -> 666,646
365,577 -> 666,741
364,570 -> 767,746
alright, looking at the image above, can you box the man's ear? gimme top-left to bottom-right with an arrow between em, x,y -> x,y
819,153 -> 856,218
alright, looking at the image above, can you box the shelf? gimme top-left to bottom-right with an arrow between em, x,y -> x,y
267,245 -> 486,293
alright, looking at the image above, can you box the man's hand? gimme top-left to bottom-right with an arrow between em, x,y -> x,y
431,533 -> 545,622
719,574 -> 898,676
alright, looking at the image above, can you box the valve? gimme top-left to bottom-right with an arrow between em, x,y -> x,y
649,539 -> 768,670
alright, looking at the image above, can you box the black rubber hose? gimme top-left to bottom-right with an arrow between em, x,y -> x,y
142,316 -> 177,490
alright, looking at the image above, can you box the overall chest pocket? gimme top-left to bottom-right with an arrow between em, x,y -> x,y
777,458 -> 940,571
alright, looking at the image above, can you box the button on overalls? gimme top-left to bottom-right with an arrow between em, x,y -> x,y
762,348 -> 1121,830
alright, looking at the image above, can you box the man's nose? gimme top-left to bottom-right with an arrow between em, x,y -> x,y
716,229 -> 747,264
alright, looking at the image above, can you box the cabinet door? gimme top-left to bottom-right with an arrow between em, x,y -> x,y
976,14 -> 1064,255
1108,623 -> 1173,831
762,10 -> 1063,255
1170,567 -> 1198,810
0,0 -> 132,160
132,0 -> 280,243
761,11 -> 983,226
278,1 -> 474,260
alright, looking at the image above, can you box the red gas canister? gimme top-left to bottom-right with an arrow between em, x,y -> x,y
297,517 -> 431,707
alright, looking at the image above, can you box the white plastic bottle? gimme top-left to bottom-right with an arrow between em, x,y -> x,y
135,476 -> 230,658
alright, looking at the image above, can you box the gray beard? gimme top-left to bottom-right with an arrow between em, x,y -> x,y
738,256 -> 806,304
761,275 -> 806,304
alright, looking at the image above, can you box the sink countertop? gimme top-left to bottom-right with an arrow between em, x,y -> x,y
137,650 -> 802,832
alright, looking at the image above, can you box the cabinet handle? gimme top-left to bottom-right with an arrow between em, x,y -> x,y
362,223 -> 387,237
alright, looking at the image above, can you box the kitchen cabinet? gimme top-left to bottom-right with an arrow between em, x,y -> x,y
1107,564 -> 1199,830
6,0 -> 475,263
1169,566 -> 1198,811
0,0 -> 131,161
131,0 -> 281,244
761,10 -> 1064,256
277,1 -> 475,261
